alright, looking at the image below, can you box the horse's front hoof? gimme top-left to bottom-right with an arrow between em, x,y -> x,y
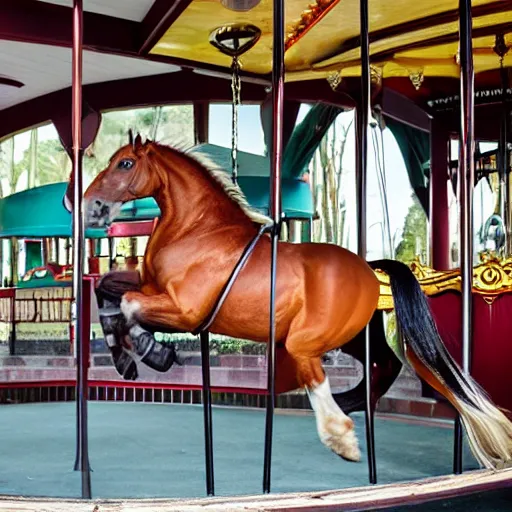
112,347 -> 139,380
129,326 -> 178,373
141,341 -> 177,373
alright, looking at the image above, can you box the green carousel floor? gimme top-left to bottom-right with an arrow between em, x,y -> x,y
0,401 -> 509,509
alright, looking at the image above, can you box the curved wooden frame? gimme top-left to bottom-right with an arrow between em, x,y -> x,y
0,469 -> 510,511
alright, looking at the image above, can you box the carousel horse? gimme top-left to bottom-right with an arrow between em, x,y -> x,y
83,134 -> 512,469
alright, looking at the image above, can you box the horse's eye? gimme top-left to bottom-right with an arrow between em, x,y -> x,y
118,159 -> 134,170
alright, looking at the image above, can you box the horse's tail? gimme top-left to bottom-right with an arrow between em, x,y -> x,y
369,259 -> 512,470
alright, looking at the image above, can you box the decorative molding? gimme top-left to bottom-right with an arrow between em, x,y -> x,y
408,69 -> 424,91
376,255 -> 512,310
370,65 -> 383,87
327,70 -> 342,91
285,0 -> 340,51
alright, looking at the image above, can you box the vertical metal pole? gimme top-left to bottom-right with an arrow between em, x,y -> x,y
108,237 -> 115,270
263,0 -> 285,494
71,0 -> 91,499
357,0 -> 377,485
9,289 -> 16,356
306,218 -> 313,242
499,64 -> 510,254
200,330 -> 215,496
454,0 -> 474,475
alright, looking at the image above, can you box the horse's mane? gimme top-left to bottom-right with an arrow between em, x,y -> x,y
152,141 -> 272,226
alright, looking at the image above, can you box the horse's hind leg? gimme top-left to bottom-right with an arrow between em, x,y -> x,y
287,348 -> 361,462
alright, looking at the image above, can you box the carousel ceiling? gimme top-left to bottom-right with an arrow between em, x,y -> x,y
1,0 -> 512,136
0,40 -> 179,112
150,0 -> 512,88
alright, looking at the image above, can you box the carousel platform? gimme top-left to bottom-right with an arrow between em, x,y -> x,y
0,401 -> 481,499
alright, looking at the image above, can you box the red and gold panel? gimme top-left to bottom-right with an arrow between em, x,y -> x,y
376,256 -> 512,414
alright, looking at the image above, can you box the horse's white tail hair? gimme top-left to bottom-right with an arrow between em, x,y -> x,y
447,370 -> 512,469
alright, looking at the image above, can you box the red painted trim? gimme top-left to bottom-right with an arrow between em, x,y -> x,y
0,71 -> 267,141
0,379 -> 267,394
0,0 -> 139,55
0,288 -> 15,299
0,73 -> 354,142
108,220 -> 156,237
139,0 -> 194,54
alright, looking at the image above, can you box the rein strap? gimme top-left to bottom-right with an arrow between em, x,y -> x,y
192,221 -> 275,335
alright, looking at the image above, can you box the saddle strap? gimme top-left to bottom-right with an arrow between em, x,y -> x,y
192,221 -> 274,335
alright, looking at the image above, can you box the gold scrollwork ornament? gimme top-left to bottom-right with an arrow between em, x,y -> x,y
409,69 -> 424,91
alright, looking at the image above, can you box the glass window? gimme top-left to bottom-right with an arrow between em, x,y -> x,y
84,105 -> 194,185
308,110 -> 417,261
208,103 -> 266,156
0,123 -> 70,195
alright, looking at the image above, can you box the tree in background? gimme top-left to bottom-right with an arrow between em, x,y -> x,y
310,114 -> 353,246
14,138 -> 71,188
0,104 -> 194,195
84,105 -> 193,183
395,193 -> 428,264
0,137 -> 20,195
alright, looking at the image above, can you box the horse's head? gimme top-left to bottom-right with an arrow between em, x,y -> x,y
84,133 -> 160,227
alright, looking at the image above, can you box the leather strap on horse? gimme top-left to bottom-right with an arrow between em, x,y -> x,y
192,221 -> 276,335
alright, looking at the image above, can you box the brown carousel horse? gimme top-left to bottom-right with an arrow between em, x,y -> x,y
82,134 -> 512,469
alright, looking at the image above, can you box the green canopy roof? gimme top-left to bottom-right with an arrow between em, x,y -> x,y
0,174 -> 313,238
0,183 -> 105,238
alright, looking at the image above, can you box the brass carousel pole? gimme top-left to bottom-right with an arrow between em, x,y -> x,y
357,0 -> 377,485
263,0 -> 285,494
71,0 -> 91,498
454,0 -> 474,475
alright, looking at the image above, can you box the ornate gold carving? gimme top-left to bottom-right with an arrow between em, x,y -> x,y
370,65 -> 383,87
285,0 -> 340,51
409,69 -> 424,90
327,71 -> 342,91
376,255 -> 512,311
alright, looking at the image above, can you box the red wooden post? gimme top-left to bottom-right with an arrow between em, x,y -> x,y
430,118 -> 451,270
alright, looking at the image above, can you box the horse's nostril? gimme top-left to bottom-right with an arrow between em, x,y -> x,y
95,200 -> 102,206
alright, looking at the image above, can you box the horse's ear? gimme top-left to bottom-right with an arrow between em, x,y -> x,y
128,129 -> 134,147
134,133 -> 143,149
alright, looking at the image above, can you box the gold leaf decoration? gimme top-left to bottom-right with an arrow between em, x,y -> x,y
376,255 -> 512,311
284,0 -> 340,51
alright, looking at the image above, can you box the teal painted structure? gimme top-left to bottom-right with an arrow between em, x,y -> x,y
0,147 -> 314,238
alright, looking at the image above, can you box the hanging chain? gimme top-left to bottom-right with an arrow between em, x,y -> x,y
231,56 -> 241,185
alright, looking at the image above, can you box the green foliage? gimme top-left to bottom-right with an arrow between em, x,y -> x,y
0,104 -> 195,197
210,338 -> 265,355
14,139 -> 71,188
311,114 -> 353,245
395,193 -> 428,264
0,138 -> 15,196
